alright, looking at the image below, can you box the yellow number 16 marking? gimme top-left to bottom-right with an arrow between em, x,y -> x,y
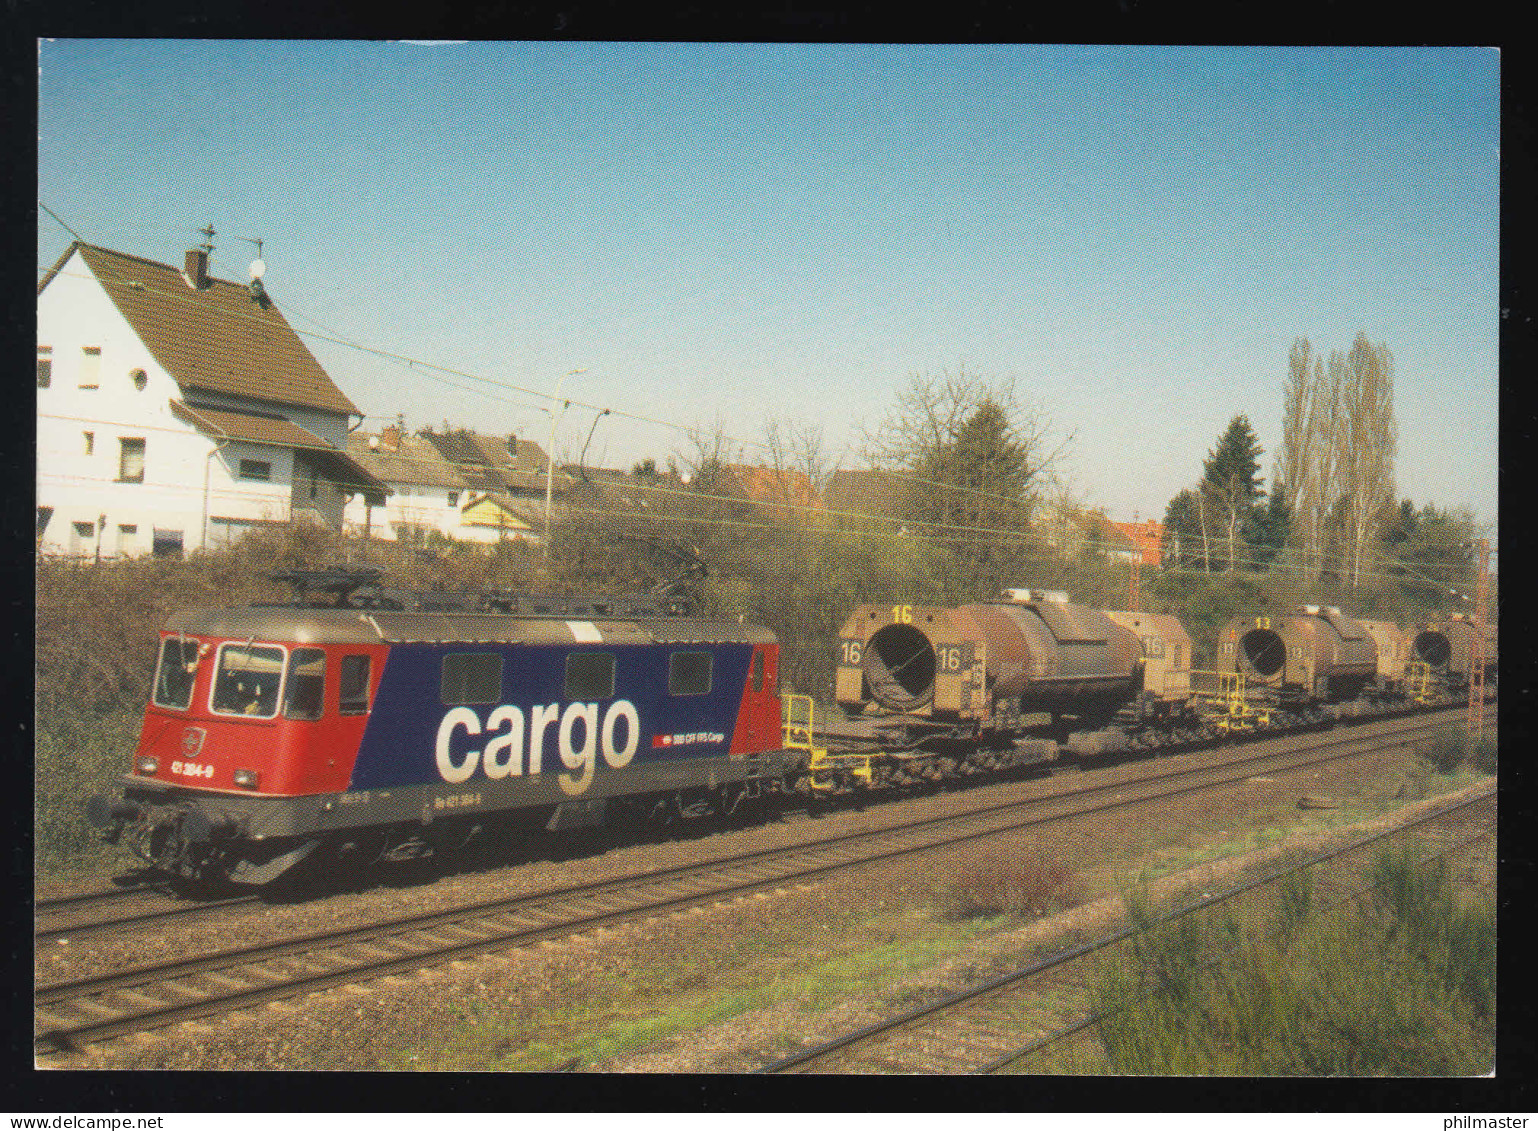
892,604 -> 913,624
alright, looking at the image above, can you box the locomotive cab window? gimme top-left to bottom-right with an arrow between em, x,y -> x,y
441,653 -> 503,705
210,643 -> 285,718
669,651 -> 713,696
152,637 -> 201,710
283,648 -> 327,720
750,650 -> 765,693
565,652 -> 615,700
339,654 -> 372,715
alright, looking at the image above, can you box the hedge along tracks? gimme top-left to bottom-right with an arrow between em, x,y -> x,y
759,784 -> 1498,1075
33,710 -> 1469,1058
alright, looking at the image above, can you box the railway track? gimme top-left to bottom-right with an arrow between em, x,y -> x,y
34,710 -> 1467,1055
35,885 -> 259,943
35,699 -> 1469,943
758,787 -> 1496,1074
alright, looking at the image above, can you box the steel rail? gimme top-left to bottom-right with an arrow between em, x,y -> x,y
34,715 -> 1461,1053
758,787 -> 1496,1074
39,707 -> 1446,1002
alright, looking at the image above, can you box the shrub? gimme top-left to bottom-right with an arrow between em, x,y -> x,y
942,854 -> 1078,919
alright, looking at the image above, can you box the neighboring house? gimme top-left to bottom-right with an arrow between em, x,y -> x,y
1108,519 -> 1165,568
1085,514 -> 1145,564
457,493 -> 543,544
723,463 -> 823,522
36,240 -> 384,557
342,426 -> 471,542
419,429 -> 572,543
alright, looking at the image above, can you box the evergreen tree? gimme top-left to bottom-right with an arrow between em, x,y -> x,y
1200,415 -> 1265,571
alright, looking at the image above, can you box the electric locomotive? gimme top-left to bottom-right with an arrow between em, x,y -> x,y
87,569 -> 794,884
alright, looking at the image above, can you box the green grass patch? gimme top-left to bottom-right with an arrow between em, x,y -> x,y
35,707 -> 143,881
383,905 -> 998,1071
1021,846 -> 1495,1075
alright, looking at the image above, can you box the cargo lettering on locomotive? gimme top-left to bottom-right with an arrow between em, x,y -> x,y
434,698 -> 642,793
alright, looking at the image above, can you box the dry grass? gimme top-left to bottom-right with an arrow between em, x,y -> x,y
941,854 -> 1081,920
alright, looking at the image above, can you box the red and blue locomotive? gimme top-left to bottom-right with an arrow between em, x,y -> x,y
88,571 -> 792,884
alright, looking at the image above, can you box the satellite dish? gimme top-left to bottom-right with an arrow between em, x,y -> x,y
250,259 -> 267,280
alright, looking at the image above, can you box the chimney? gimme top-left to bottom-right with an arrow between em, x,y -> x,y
381,425 -> 401,451
184,248 -> 211,290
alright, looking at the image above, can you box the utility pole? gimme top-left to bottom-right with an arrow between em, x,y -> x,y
1128,551 -> 1141,613
1467,538 -> 1490,745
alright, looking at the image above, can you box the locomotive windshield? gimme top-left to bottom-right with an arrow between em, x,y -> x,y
210,643 -> 286,718
152,636 -> 200,710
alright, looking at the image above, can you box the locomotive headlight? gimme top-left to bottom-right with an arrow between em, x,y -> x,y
233,769 -> 261,789
136,756 -> 159,775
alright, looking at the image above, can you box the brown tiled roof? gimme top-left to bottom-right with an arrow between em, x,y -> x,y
172,401 -> 386,491
420,430 -> 574,495
44,242 -> 359,417
345,433 -> 470,491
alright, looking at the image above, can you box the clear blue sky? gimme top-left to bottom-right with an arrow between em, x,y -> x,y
37,40 -> 1500,536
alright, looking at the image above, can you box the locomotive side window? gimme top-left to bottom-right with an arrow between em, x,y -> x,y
283,648 -> 327,720
152,637 -> 200,710
210,643 -> 285,718
669,650 -> 713,696
441,652 -> 503,705
565,652 -> 615,700
750,650 -> 764,693
339,654 -> 372,715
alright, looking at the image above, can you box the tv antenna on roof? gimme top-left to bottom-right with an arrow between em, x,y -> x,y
236,235 -> 266,280
196,223 -> 216,253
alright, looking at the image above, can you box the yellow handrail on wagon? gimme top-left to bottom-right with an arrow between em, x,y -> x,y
1405,660 -> 1434,704
781,693 -> 873,789
1189,669 -> 1271,732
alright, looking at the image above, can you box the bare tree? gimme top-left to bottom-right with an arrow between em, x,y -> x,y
1336,334 -> 1397,586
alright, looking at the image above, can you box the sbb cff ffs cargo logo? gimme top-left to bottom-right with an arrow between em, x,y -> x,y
435,699 -> 641,795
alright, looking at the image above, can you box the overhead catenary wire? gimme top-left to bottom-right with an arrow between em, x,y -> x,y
36,210 -> 1496,585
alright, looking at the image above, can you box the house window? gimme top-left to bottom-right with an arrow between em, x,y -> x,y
152,528 -> 183,558
668,651 -> 713,696
440,652 -> 503,705
565,653 -> 616,701
339,655 -> 372,715
117,438 -> 145,482
71,521 -> 96,552
130,368 -> 148,391
83,432 -> 94,456
35,507 -> 53,540
447,492 -> 459,506
36,347 -> 51,388
115,524 -> 137,556
238,459 -> 272,481
79,346 -> 101,389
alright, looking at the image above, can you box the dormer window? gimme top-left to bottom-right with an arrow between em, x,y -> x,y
36,347 -> 51,388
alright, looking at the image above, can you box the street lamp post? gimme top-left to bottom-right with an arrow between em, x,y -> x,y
544,368 -> 587,557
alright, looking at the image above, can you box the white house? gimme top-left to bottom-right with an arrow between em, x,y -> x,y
36,241 -> 385,557
342,426 -> 470,542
